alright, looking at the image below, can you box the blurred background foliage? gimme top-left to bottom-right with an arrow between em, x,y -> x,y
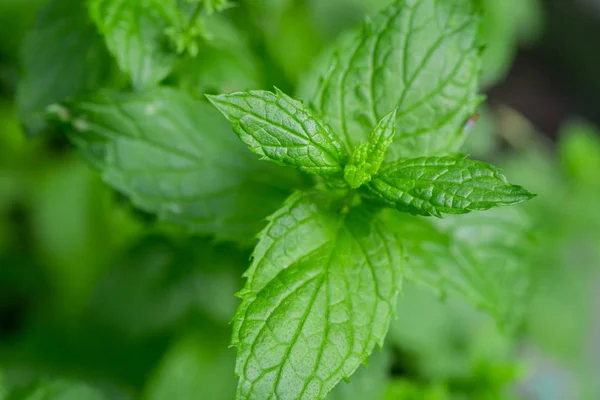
0,0 -> 599,399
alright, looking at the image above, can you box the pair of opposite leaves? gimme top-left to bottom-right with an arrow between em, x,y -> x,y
208,89 -> 534,218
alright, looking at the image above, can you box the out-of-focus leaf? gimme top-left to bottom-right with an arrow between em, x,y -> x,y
29,156 -> 140,316
90,236 -> 244,337
175,16 -> 263,94
327,347 -> 391,400
12,379 -> 106,400
88,0 -> 181,88
384,380 -> 449,400
50,87 -> 303,244
558,120 -> 600,187
144,328 -> 236,400
16,0 -> 114,136
383,206 -> 533,329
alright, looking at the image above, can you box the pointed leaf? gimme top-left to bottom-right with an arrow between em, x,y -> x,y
208,89 -> 348,174
299,0 -> 482,159
49,87 -> 302,243
365,156 -> 534,217
233,191 -> 403,399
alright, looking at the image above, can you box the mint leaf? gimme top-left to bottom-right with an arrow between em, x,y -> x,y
327,347 -> 391,400
365,156 -> 534,217
16,0 -> 113,136
299,0 -> 482,159
18,380 -> 106,400
49,87 -> 302,243
208,89 -> 348,174
384,208 -> 533,328
88,0 -> 181,89
233,191 -> 403,399
344,108 -> 397,189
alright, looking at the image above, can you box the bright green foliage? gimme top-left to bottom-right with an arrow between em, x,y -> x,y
299,0 -> 482,159
344,109 -> 397,189
88,0 -> 181,88
208,89 -> 348,174
16,0 -> 113,136
2,0 -> 544,399
48,87 -> 301,243
232,191 -> 403,399
365,156 -> 534,217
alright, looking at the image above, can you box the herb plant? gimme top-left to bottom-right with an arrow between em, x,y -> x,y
5,0 -> 542,399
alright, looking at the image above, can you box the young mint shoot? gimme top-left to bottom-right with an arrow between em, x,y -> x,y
207,1 -> 535,398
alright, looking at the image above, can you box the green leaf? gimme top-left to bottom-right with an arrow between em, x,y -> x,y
208,89 -> 348,174
365,156 -> 534,217
383,208 -> 533,328
49,87 -> 302,243
144,329 -> 236,400
233,191 -> 403,399
344,108 -> 397,189
17,380 -> 106,400
88,0 -> 181,89
299,0 -> 482,159
16,0 -> 113,136
327,347 -> 391,400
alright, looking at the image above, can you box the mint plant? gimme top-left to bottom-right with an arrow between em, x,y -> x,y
11,0 -> 537,398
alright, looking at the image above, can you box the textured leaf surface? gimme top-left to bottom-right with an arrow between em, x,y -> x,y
89,0 -> 180,88
233,191 -> 403,399
50,88 -> 301,243
299,0 -> 482,159
16,0 -> 113,136
366,156 -> 534,217
383,207 -> 533,328
208,90 -> 347,174
344,109 -> 397,189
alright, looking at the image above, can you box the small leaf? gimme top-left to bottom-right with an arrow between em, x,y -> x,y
207,89 -> 347,174
344,109 -> 397,189
89,0 -> 181,89
16,0 -> 114,136
49,87 -> 303,243
299,0 -> 482,159
233,191 -> 403,399
365,156 -> 534,217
